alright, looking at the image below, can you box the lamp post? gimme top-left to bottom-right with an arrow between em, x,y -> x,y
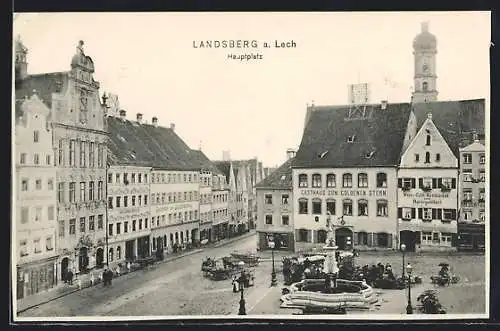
238,261 -> 246,315
269,240 -> 277,287
406,263 -> 413,314
400,243 -> 406,282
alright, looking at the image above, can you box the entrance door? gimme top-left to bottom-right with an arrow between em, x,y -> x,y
61,257 -> 69,280
335,227 -> 353,250
125,240 -> 134,260
400,230 -> 417,252
17,268 -> 24,299
96,248 -> 104,268
79,247 -> 89,272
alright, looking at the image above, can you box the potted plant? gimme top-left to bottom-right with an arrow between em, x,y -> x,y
416,289 -> 446,314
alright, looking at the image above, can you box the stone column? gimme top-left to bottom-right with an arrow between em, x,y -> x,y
133,238 -> 138,260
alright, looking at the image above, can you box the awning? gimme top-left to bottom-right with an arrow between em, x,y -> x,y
399,221 -> 457,233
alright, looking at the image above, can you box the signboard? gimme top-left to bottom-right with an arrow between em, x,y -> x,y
156,203 -> 196,213
299,189 -> 387,197
402,192 -> 450,206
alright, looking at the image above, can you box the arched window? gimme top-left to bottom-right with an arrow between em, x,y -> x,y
376,173 -> 387,188
343,199 -> 353,216
342,173 -> 352,188
358,173 -> 368,188
298,174 -> 308,188
312,174 -> 322,188
326,173 -> 336,188
116,246 -> 121,260
426,134 -> 431,146
357,231 -> 368,245
358,199 -> 368,216
422,82 -> 428,92
108,248 -> 114,262
298,198 -> 309,214
425,152 -> 431,163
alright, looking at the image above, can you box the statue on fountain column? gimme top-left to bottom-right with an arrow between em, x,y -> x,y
323,212 -> 339,281
325,212 -> 337,247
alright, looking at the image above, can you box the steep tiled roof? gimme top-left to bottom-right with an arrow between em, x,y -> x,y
413,99 -> 485,157
256,157 -> 294,189
15,72 -> 69,109
294,103 -> 412,168
190,149 -> 222,175
106,116 -> 201,170
214,161 -> 232,184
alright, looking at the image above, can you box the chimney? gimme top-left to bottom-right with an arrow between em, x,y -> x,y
381,100 -> 388,110
136,113 -> 143,124
286,148 -> 296,160
427,112 -> 433,120
473,132 -> 479,142
170,123 -> 175,131
119,109 -> 126,121
152,117 -> 158,127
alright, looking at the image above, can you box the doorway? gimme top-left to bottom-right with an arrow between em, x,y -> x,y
125,240 -> 134,260
95,248 -> 104,268
400,230 -> 418,252
61,257 -> 69,280
335,227 -> 353,250
78,247 -> 89,273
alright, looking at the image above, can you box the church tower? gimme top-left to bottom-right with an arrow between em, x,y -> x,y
412,21 -> 438,103
14,35 -> 28,81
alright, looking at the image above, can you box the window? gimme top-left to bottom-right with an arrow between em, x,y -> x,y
357,232 -> 368,245
33,130 -> 39,142
35,179 -> 42,190
462,210 -> 472,221
80,141 -> 86,167
432,232 -> 440,243
401,207 -> 414,220
298,174 -> 308,188
88,182 -> 94,200
116,173 -> 120,183
144,195 -> 148,205
116,222 -> 121,234
117,196 -> 122,208
108,173 -> 113,183
131,173 -> 136,183
376,200 -> 388,217
69,140 -> 76,166
58,140 -> 64,165
69,219 -> 76,235
425,152 -> 430,163
326,174 -> 336,188
34,207 -> 42,221
123,173 -> 129,184
342,173 -> 352,188
312,198 -> 322,214
57,182 -> 65,202
98,215 -> 103,229
312,174 -> 322,188
442,209 -> 456,221
80,182 -> 86,201
463,153 -> 472,164
479,170 -> 485,182
282,215 -> 289,225
343,199 -> 353,216
21,178 -> 28,191
79,217 -> 86,232
265,194 -> 273,204
34,153 -> 39,165
109,248 -> 114,262
298,229 -> 308,242
132,220 -> 136,231
34,238 -> 41,253
98,181 -> 103,200
117,246 -> 121,260
47,206 -> 54,221
281,194 -> 289,204
48,179 -> 54,190
139,219 -> 143,230
479,210 -> 485,222
414,153 -> 420,162
108,197 -> 113,209
441,177 -> 454,189
59,220 -> 65,237
426,134 -> 431,146
46,154 -> 51,165
326,199 -> 336,215
89,216 -> 95,231
138,195 -> 142,205
124,196 -> 128,207
108,223 -> 113,236
298,198 -> 308,214
46,236 -> 53,251
69,182 -> 76,202
89,142 -> 95,167
265,215 -> 273,225
376,173 -> 387,188
462,169 -> 473,182
422,82 -> 428,92
423,208 -> 432,220
436,153 -> 441,162
377,233 -> 389,248
420,177 -> 432,189
124,221 -> 128,233
97,143 -> 103,168
20,153 -> 26,164
479,189 -> 485,202
358,199 -> 368,216
20,207 -> 28,224
441,232 -> 452,245
358,173 -> 368,188
480,154 -> 485,164
20,240 -> 28,257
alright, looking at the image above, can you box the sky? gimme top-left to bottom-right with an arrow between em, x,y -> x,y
13,12 -> 491,167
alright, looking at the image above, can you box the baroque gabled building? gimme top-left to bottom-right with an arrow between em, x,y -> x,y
15,38 -> 108,281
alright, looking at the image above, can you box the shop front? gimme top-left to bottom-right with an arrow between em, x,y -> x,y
17,256 -> 58,299
258,231 -> 294,251
457,222 -> 485,252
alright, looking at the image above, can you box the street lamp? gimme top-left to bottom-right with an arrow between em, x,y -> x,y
268,240 -> 277,287
400,243 -> 406,282
406,262 -> 413,314
238,261 -> 246,315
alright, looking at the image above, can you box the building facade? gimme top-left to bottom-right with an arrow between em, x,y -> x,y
457,137 -> 486,251
15,39 -> 108,281
214,161 -> 236,240
397,113 -> 458,252
107,165 -> 151,266
210,174 -> 230,243
256,154 -> 295,252
14,93 -> 59,299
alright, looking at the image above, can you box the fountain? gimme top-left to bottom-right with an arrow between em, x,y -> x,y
280,213 -> 378,312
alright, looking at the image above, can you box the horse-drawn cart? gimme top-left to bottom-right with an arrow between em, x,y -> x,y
201,256 -> 255,281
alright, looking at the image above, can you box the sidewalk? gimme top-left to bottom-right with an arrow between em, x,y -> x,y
16,247 -> 203,314
210,230 -> 256,248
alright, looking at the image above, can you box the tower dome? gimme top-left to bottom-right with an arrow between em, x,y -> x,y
413,21 -> 437,50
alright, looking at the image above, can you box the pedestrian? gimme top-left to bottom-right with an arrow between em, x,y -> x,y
127,261 -> 131,273
103,268 -> 108,286
115,265 -> 121,277
232,276 -> 238,292
90,273 -> 95,286
67,269 -> 74,285
76,276 -> 82,290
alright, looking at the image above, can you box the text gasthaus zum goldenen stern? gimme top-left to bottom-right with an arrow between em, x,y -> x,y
192,39 -> 296,61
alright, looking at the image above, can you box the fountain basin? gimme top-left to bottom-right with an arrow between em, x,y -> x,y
280,279 -> 378,310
